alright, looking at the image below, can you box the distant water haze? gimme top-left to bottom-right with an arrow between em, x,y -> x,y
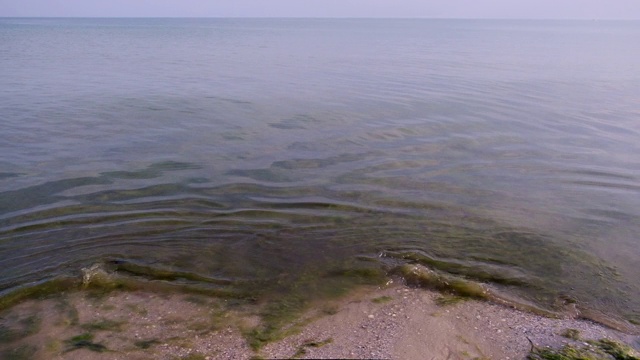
1,0 -> 640,19
0,18 -> 639,323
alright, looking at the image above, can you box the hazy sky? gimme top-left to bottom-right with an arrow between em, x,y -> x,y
1,0 -> 640,19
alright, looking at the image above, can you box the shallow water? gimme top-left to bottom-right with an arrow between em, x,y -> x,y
1,18 -> 639,321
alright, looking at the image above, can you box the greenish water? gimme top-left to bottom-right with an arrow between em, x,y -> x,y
1,18 -> 639,325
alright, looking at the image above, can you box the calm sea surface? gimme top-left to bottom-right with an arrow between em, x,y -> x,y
1,18 -> 639,320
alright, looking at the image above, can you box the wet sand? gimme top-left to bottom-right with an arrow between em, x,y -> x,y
260,284 -> 639,359
1,281 -> 639,360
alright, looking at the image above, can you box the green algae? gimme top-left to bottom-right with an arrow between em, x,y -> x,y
560,328 -> 581,341
292,338 -> 334,358
627,313 -> 640,326
321,304 -> 339,315
134,339 -> 160,349
395,264 -> 488,300
242,262 -> 385,350
108,260 -> 233,285
125,303 -> 148,316
0,315 -> 41,344
3,195 -> 631,330
386,250 -> 530,287
593,339 -> 640,360
435,294 -> 468,306
3,160 -> 636,328
187,321 -> 214,332
54,299 -> 79,326
372,295 -> 393,304
81,318 -> 126,332
303,338 -> 334,348
393,263 -> 564,317
378,218 -> 630,319
64,333 -> 107,353
1,344 -> 37,360
528,338 -> 640,360
79,262 -> 256,301
179,354 -> 207,360
0,211 -> 635,355
244,295 -> 309,350
0,278 -> 78,312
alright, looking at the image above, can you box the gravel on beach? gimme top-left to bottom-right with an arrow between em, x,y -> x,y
2,281 -> 639,360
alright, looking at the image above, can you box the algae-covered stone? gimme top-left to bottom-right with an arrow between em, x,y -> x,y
395,264 -> 488,299
81,264 -> 114,289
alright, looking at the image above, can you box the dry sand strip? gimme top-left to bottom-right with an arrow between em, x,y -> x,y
2,282 -> 639,360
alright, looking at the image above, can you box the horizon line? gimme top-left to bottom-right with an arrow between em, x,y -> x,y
2,16 -> 639,21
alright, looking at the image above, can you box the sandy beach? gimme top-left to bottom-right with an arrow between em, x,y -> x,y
1,277 -> 639,360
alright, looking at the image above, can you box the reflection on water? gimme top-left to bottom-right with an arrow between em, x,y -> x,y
1,18 -> 639,323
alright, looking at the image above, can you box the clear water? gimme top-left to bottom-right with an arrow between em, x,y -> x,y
1,18 -> 639,320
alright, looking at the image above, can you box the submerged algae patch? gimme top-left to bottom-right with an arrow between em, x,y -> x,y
0,206 -> 634,355
0,315 -> 41,344
385,249 -> 532,287
0,278 -> 78,312
1,344 -> 37,360
78,262 -> 257,301
81,318 -> 126,332
242,261 -> 386,350
379,220 -> 629,319
64,333 -> 107,353
395,264 -> 488,299
106,259 -> 234,286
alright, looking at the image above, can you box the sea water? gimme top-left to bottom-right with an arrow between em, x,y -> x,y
1,18 -> 639,322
